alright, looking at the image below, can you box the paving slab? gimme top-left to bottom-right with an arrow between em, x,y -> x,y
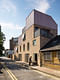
30,66 -> 60,78
0,72 -> 5,80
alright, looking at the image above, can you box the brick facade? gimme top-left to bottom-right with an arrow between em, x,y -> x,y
13,9 -> 57,66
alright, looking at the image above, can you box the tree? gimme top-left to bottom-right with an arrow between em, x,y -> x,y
0,26 -> 5,56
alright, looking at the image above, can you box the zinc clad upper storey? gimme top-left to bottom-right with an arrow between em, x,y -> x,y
26,9 -> 57,31
26,10 -> 34,29
34,10 -> 57,30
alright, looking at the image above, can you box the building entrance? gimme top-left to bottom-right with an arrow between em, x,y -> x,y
19,54 -> 22,61
33,53 -> 38,65
25,54 -> 29,62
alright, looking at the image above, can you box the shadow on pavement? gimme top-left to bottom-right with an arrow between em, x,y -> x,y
0,58 -> 29,70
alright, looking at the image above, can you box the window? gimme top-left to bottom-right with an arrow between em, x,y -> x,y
19,54 -> 22,61
33,40 -> 36,46
57,51 -> 60,59
34,27 -> 39,32
20,46 -> 21,52
25,54 -> 29,62
51,40 -> 58,46
40,29 -> 48,37
44,52 -> 52,60
23,44 -> 25,51
27,42 -> 30,51
17,48 -> 18,53
34,27 -> 40,38
23,33 -> 26,41
40,29 -> 53,38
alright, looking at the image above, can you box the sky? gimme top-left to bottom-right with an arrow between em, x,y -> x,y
0,0 -> 60,49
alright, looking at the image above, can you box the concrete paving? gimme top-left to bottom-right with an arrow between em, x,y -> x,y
30,66 -> 60,78
0,72 -> 5,80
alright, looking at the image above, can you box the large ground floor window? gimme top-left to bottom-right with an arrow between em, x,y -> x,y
57,51 -> 60,59
19,54 -> 22,61
44,52 -> 52,60
25,54 -> 29,62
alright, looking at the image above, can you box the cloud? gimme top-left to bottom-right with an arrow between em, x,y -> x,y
0,22 -> 23,30
0,22 -> 23,49
35,0 -> 50,13
0,0 -> 16,14
25,0 -> 53,13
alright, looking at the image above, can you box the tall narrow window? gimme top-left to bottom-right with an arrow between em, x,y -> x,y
17,48 -> 18,53
27,42 -> 30,51
23,33 -> 26,41
23,44 -> 25,51
20,46 -> 21,52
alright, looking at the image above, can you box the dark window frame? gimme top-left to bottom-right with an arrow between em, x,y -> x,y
57,51 -> 60,59
20,46 -> 21,52
40,29 -> 53,38
27,42 -> 30,51
44,52 -> 52,60
33,40 -> 36,46
25,54 -> 29,62
23,44 -> 25,51
19,54 -> 22,61
34,27 -> 40,38
17,48 -> 18,53
23,33 -> 26,41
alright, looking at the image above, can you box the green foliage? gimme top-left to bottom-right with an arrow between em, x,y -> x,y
0,32 -> 5,44
0,27 -> 5,56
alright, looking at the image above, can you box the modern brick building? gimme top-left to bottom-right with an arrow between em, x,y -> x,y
9,37 -> 18,59
10,37 -> 18,50
13,9 -> 58,67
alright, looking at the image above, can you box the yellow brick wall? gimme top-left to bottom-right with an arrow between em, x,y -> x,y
15,23 -> 57,66
42,51 -> 60,70
17,25 -> 40,65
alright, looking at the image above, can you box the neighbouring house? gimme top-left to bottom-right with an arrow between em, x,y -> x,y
9,37 -> 18,59
5,49 -> 14,58
10,37 -> 18,50
14,9 -> 58,67
40,35 -> 60,70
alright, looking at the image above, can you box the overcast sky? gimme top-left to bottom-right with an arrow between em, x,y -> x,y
0,0 -> 60,49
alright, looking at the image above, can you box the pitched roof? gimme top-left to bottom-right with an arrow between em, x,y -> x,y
40,35 -> 60,51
